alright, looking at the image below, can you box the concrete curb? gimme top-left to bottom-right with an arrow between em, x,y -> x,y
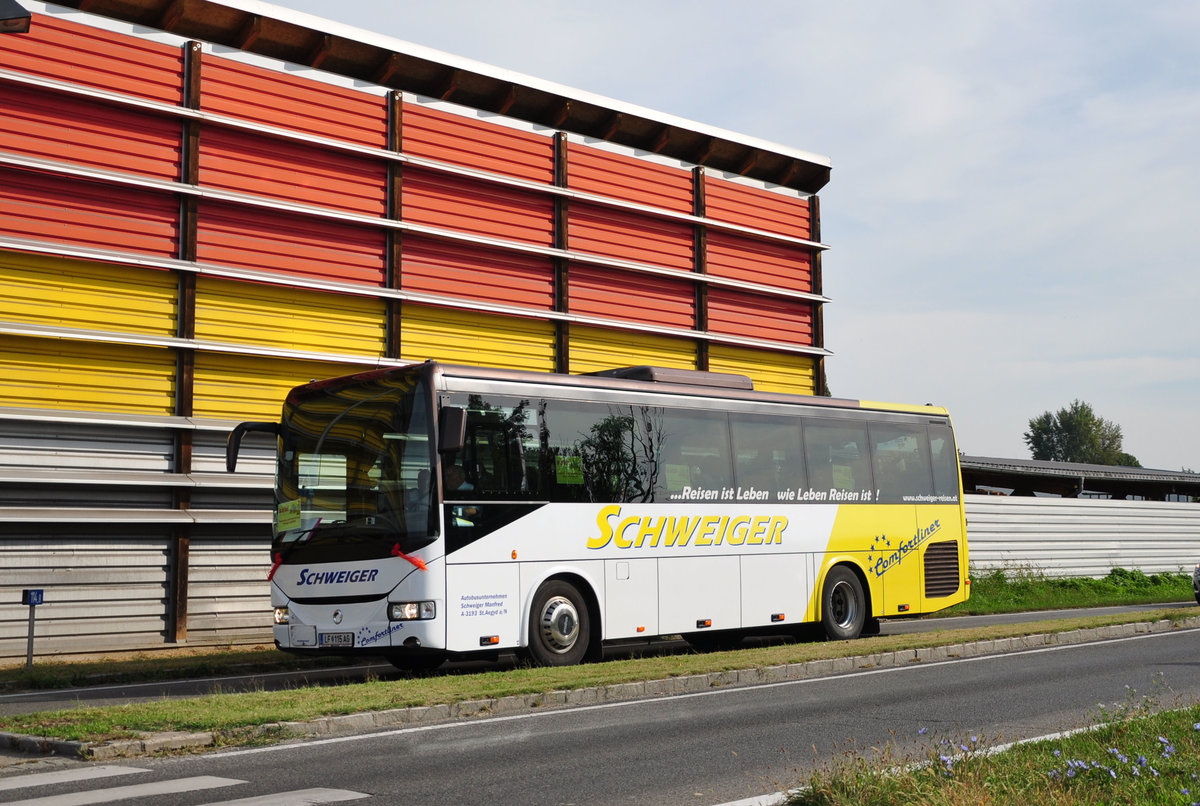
6,615 -> 1198,761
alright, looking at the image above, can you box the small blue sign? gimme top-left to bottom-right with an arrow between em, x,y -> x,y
21,589 -> 43,606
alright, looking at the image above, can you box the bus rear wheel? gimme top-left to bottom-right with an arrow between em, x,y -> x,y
528,580 -> 591,666
821,566 -> 866,641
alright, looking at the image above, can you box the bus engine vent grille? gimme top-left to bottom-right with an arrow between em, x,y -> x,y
923,540 -> 960,598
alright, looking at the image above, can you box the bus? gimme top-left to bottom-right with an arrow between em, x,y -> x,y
226,360 -> 969,670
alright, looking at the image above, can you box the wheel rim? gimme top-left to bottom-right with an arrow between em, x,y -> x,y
829,579 -> 859,629
539,595 -> 580,653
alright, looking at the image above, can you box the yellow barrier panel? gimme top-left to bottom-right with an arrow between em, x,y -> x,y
707,344 -> 815,395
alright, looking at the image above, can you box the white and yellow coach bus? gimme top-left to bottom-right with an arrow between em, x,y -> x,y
226,361 -> 969,670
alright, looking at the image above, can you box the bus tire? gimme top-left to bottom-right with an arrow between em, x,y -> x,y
821,565 -> 866,641
528,580 -> 591,666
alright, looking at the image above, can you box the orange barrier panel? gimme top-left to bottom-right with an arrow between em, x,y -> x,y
706,230 -> 813,291
401,235 -> 554,310
402,169 -> 554,247
568,203 -> 693,273
707,287 -> 813,345
704,174 -> 812,240
0,168 -> 178,257
569,265 -> 694,329
195,200 -> 385,285
403,102 -> 554,184
4,13 -> 183,104
0,84 -> 181,180
567,142 -> 692,213
201,54 -> 386,149
199,127 -> 386,216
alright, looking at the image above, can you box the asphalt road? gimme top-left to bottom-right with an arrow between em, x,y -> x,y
4,622 -> 1198,805
0,602 -> 1191,717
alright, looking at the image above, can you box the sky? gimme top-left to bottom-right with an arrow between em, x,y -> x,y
265,0 -> 1200,471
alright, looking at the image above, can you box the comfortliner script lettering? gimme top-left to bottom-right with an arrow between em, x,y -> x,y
586,505 -> 787,550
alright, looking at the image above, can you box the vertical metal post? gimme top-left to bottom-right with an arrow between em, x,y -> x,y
21,589 -> 42,670
25,606 -> 35,670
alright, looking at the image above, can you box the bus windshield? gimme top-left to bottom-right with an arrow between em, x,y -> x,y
274,370 -> 436,561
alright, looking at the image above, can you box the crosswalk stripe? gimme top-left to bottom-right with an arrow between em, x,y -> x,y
193,787 -> 369,805
2,775 -> 245,806
0,765 -> 147,792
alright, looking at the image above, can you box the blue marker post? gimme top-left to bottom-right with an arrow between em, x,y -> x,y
21,589 -> 42,670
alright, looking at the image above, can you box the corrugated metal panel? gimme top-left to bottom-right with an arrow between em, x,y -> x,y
192,353 -> 365,420
0,336 -> 175,415
965,496 -> 1200,578
568,265 -> 694,329
403,102 -> 554,183
3,12 -> 183,104
402,169 -> 554,246
195,276 -> 385,357
706,230 -> 813,291
567,142 -> 692,213
185,531 -> 272,646
0,84 -> 181,180
0,418 -> 174,473
703,174 -> 811,240
198,127 -> 386,215
0,483 -> 174,508
401,235 -> 554,309
706,287 -> 813,345
0,252 -> 176,336
200,54 -> 386,148
706,344 -> 815,395
399,305 -> 555,371
193,428 -> 275,477
568,325 -> 697,375
568,202 -> 693,272
0,532 -> 171,662
0,168 -> 178,257
195,200 -> 386,285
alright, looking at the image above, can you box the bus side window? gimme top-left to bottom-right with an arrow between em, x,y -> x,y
652,409 -> 731,501
730,413 -> 805,498
803,419 -> 871,494
869,423 -> 934,502
929,424 -> 961,500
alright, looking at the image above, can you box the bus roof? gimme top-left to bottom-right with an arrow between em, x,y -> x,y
421,361 -> 952,420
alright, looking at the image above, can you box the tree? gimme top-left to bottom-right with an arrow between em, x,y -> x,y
1023,400 -> 1140,467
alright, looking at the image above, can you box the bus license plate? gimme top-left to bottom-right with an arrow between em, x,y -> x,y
318,632 -> 353,648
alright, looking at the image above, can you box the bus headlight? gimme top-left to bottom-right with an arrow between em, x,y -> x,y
389,601 -> 436,621
273,607 -> 290,625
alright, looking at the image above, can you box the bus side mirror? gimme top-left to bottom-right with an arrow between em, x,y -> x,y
438,407 -> 466,454
226,421 -> 280,472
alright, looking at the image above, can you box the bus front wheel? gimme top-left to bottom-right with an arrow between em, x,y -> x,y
528,580 -> 591,666
821,566 -> 866,641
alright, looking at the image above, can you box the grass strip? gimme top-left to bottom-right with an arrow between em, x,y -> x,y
791,689 -> 1200,805
0,607 -> 1194,747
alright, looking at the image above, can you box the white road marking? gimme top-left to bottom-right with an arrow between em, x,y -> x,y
2,775 -> 245,806
194,788 -> 369,805
0,764 -> 147,791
